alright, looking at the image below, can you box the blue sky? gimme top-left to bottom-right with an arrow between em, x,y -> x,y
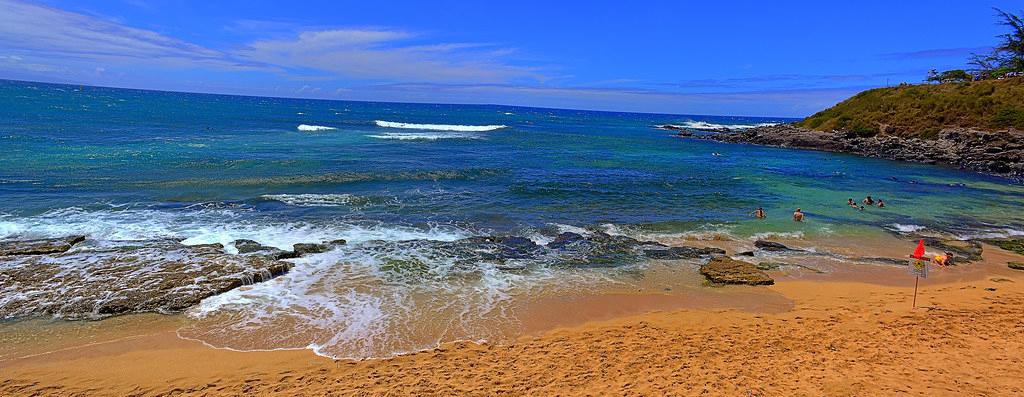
0,0 -> 1019,117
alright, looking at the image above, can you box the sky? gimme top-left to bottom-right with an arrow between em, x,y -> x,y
0,0 -> 1020,117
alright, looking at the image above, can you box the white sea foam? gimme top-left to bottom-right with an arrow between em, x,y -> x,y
0,206 -> 468,252
374,120 -> 507,132
366,132 -> 480,141
662,121 -> 778,131
261,193 -> 383,207
182,236 -> 614,359
887,223 -> 927,233
297,124 -> 336,132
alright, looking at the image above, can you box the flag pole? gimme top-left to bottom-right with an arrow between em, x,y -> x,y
913,276 -> 919,308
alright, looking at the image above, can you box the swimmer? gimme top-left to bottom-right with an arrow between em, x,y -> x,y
793,208 -> 805,222
750,207 -> 766,219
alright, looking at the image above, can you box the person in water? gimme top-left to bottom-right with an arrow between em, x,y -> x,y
751,207 -> 766,219
863,195 -> 874,205
847,198 -> 857,207
858,205 -> 865,211
793,208 -> 805,222
876,199 -> 885,208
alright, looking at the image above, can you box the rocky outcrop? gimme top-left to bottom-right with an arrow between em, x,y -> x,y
700,257 -> 775,285
1009,262 -> 1024,271
0,235 -> 86,256
754,240 -> 802,252
644,246 -> 726,260
702,124 -> 1024,179
0,240 -> 294,320
982,238 -> 1024,256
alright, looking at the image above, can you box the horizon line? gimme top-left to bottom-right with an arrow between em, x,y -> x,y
0,78 -> 803,121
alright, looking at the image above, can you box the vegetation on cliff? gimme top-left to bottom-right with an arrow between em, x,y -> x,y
796,77 -> 1024,138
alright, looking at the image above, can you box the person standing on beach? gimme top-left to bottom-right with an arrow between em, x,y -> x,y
751,207 -> 766,219
793,208 -> 805,222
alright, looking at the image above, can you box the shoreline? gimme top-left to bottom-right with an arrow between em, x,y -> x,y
697,124 -> 1024,181
3,239 -> 1023,396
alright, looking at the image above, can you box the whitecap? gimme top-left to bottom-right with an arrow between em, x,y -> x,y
374,120 -> 507,132
660,121 -> 778,131
366,132 -> 480,141
262,194 -> 362,207
297,124 -> 336,132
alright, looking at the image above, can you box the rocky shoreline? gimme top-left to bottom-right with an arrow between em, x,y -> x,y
697,124 -> 1024,180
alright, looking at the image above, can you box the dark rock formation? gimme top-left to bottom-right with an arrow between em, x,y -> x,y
546,232 -> 587,249
233,239 -> 268,254
700,257 -> 775,285
0,235 -> 86,256
754,240 -> 800,252
0,240 -> 293,320
1009,262 -> 1024,271
644,246 -> 726,260
702,124 -> 1024,180
982,238 -> 1024,256
292,239 -> 347,256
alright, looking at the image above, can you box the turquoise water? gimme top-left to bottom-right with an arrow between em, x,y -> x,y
2,79 -> 1023,358
3,79 -> 1022,241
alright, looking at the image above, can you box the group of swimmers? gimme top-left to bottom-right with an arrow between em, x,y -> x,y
750,207 -> 804,222
750,195 -> 885,222
847,195 -> 885,211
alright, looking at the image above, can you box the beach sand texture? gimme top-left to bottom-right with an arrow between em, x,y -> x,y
2,244 -> 1023,396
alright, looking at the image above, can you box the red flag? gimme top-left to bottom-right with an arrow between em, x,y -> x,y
912,240 -> 925,259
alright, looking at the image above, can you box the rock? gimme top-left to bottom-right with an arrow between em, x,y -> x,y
982,238 -> 1024,256
700,257 -> 774,285
0,240 -> 293,320
857,257 -> 908,266
0,235 -> 87,256
1009,262 -> 1024,271
756,262 -> 784,270
922,238 -> 983,262
546,232 -> 586,249
736,251 -> 755,256
292,240 -> 346,256
644,246 -> 726,260
233,239 -> 268,254
754,240 -> 799,252
292,243 -> 329,255
701,124 -> 1024,180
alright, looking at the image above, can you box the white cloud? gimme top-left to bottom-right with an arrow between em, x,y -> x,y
0,0 -> 243,67
238,28 -> 543,84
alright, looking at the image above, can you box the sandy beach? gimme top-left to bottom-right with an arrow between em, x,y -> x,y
3,240 -> 1023,397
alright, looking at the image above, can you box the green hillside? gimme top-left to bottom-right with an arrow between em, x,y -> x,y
797,77 -> 1024,138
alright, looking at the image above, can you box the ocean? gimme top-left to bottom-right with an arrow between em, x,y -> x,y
2,79 -> 1023,358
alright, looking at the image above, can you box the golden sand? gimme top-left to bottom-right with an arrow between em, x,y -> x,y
2,243 -> 1023,396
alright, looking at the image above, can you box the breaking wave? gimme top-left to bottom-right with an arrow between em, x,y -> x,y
661,121 -> 778,131
297,124 -> 336,132
367,132 -> 481,141
374,120 -> 507,132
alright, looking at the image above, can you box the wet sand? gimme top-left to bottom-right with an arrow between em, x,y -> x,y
2,242 -> 1024,396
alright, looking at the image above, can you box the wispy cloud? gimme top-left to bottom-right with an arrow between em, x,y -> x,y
0,0 -> 258,69
880,46 -> 992,60
238,28 -> 544,84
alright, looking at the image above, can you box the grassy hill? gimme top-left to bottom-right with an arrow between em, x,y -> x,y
797,77 -> 1024,139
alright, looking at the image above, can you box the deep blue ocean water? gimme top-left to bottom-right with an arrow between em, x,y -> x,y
3,79 -> 1022,241
2,79 -> 1024,358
